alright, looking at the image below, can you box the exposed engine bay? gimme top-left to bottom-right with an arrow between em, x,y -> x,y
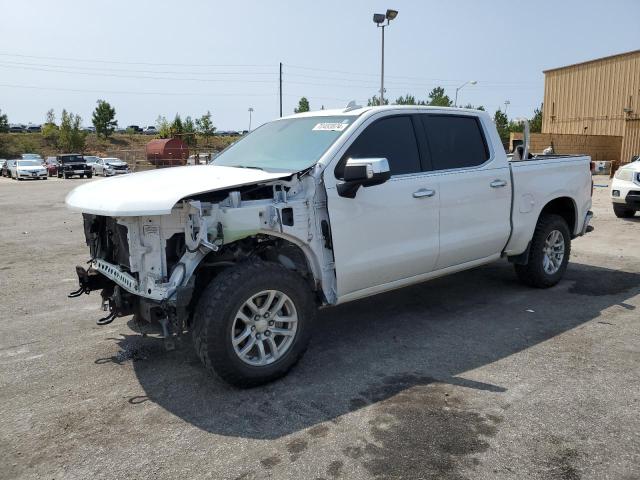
71,173 -> 336,341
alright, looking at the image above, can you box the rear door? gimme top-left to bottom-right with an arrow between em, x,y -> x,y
325,113 -> 440,298
418,114 -> 511,269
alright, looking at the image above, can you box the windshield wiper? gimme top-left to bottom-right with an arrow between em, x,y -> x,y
230,165 -> 265,171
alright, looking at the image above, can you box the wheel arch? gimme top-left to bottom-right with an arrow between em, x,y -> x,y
189,232 -> 325,305
539,196 -> 578,236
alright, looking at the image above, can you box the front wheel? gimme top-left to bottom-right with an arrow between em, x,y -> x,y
613,204 -> 636,218
86,173 -> 92,179
515,214 -> 571,288
192,261 -> 316,387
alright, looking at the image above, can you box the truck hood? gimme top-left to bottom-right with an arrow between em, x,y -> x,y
65,165 -> 292,216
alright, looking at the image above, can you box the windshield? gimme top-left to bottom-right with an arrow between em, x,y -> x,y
22,154 -> 41,160
18,160 -> 42,167
212,116 -> 354,172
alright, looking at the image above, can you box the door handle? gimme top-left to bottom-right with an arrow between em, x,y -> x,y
413,188 -> 436,198
490,179 -> 508,188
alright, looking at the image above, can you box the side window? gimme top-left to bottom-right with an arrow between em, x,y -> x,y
420,115 -> 489,170
337,116 -> 421,178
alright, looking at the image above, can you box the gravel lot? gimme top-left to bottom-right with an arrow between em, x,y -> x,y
1,175 -> 638,480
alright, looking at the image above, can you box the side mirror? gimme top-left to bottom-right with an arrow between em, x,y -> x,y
337,157 -> 391,198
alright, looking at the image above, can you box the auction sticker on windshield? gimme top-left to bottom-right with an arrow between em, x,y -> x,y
312,121 -> 349,132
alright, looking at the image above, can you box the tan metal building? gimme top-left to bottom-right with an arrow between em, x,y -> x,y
542,49 -> 640,164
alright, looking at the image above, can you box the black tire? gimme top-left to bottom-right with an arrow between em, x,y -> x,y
515,214 -> 571,288
80,174 -> 84,179
613,204 -> 636,218
192,260 -> 316,388
86,173 -> 92,179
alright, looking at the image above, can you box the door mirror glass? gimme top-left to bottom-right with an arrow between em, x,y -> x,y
337,157 -> 391,198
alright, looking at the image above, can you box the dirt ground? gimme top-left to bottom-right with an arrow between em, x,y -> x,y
0,175 -> 638,480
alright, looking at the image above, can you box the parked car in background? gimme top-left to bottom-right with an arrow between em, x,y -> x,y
21,153 -> 43,162
26,125 -> 41,133
611,157 -> 640,218
126,125 -> 143,133
93,157 -> 129,176
57,154 -> 92,179
1,160 -> 12,177
45,157 -> 59,177
11,159 -> 48,180
83,156 -> 101,169
0,159 -> 6,174
144,126 -> 158,135
8,124 -> 26,133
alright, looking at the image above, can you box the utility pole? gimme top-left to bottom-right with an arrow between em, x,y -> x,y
504,100 -> 510,115
248,107 -> 254,132
279,62 -> 283,118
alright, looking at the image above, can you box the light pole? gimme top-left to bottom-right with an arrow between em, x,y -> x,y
373,9 -> 398,105
504,100 -> 510,115
248,107 -> 254,132
454,80 -> 477,107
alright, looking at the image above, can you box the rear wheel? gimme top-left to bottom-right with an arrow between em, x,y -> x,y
515,214 -> 571,288
613,204 -> 636,218
192,261 -> 316,387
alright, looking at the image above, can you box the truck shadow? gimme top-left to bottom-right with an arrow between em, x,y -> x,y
108,260 -> 639,440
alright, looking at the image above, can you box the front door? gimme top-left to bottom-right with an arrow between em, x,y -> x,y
325,114 -> 440,298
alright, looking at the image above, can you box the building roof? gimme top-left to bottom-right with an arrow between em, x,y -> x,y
543,49 -> 640,74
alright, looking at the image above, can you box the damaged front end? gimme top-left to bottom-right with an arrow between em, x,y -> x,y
68,174 -> 335,348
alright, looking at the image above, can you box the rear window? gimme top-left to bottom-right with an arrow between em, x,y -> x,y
59,155 -> 84,163
420,115 -> 489,170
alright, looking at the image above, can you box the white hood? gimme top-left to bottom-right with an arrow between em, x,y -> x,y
65,165 -> 291,216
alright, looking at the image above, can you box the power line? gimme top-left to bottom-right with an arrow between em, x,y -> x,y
0,63 -> 279,84
0,52 -> 272,68
0,83 -> 276,97
0,59 -> 277,76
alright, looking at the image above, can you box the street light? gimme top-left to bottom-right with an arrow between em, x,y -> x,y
454,80 -> 477,107
504,100 -> 510,115
373,9 -> 398,105
248,107 -> 254,132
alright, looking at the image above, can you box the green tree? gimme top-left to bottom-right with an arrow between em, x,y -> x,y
294,97 -> 310,113
0,108 -> 8,133
91,99 -> 117,138
156,115 -> 171,138
427,87 -> 453,107
493,109 -> 510,146
170,113 -> 184,137
530,104 -> 543,133
183,115 -> 197,147
395,94 -> 424,105
463,103 -> 485,111
58,109 -> 86,151
195,111 -> 216,141
42,109 -> 59,145
367,95 -> 389,106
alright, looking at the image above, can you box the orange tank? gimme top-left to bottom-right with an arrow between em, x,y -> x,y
145,138 -> 189,166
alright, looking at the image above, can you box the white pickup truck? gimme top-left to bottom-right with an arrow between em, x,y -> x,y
66,105 -> 593,387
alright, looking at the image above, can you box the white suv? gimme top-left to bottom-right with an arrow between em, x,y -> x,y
611,158 -> 640,218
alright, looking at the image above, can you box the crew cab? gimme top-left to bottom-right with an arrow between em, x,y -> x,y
611,157 -> 640,218
65,105 -> 593,387
57,154 -> 93,179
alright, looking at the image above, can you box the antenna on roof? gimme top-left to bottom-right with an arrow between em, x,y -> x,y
344,100 -> 362,112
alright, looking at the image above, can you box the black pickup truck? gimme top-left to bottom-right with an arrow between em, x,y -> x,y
57,154 -> 93,179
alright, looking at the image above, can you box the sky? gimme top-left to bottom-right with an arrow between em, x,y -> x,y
1,0 -> 639,130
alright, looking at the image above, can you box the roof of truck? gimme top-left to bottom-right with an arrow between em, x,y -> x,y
282,105 -> 487,120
